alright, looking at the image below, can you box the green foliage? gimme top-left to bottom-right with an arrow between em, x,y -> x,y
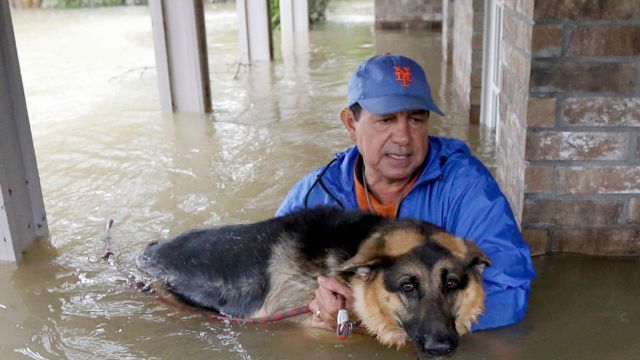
271,0 -> 331,30
308,0 -> 330,25
271,0 -> 280,30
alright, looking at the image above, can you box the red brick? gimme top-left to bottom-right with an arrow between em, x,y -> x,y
473,12 -> 484,31
530,62 -> 638,93
553,228 -> 640,255
518,0 -> 534,18
526,131 -> 629,161
534,0 -> 640,21
470,105 -> 481,124
502,13 -> 533,53
525,166 -> 553,193
558,167 -> 640,194
523,197 -> 623,226
472,49 -> 483,66
568,26 -> 640,56
500,70 -> 518,106
472,49 -> 483,67
472,0 -> 484,12
630,198 -> 640,224
522,228 -> 549,256
503,43 -> 531,87
470,88 -> 481,105
472,33 -> 483,49
562,97 -> 640,126
527,97 -> 556,127
471,69 -> 482,87
532,25 -> 563,57
502,11 -> 519,46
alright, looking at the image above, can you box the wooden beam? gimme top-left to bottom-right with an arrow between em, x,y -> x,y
149,0 -> 212,113
0,0 -> 49,262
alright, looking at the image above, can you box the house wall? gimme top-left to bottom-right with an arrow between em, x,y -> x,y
493,0 -> 534,226
452,0 -> 485,122
375,0 -> 443,29
523,0 -> 640,255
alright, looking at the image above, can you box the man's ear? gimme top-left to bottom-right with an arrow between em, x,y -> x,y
340,107 -> 357,142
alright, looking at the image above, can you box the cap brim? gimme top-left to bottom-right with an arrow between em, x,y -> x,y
358,95 -> 445,117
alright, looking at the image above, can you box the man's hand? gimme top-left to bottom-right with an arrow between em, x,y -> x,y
309,276 -> 353,331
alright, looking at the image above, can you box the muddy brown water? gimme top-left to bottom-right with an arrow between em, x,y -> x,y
2,1 -> 639,359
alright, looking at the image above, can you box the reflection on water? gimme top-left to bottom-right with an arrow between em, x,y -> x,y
3,1 -> 638,359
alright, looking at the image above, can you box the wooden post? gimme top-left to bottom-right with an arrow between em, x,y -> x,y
149,0 -> 212,113
0,0 -> 49,262
236,0 -> 273,64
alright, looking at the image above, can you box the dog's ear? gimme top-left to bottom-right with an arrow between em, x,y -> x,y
464,240 -> 491,274
337,264 -> 381,282
338,228 -> 425,274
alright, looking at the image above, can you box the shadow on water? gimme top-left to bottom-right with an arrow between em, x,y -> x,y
2,0 -> 639,359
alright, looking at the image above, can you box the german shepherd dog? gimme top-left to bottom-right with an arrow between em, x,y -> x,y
137,207 -> 490,358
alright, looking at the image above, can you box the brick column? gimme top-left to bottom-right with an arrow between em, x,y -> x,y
442,0 -> 455,63
452,0 -> 485,123
375,0 -> 443,30
493,1 -> 534,226
523,1 -> 640,255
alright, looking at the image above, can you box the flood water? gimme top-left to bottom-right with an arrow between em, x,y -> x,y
2,1 -> 639,359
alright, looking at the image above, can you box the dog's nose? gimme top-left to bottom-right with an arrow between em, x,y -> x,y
417,335 -> 456,357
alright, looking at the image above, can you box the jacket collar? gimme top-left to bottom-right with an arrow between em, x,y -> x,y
320,136 -> 457,203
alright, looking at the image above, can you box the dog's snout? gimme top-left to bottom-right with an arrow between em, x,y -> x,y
416,334 -> 457,358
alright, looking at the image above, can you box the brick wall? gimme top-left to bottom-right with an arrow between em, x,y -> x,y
452,0 -> 484,122
493,0 -> 534,224
375,0 -> 443,30
469,1 -> 484,122
523,0 -> 640,255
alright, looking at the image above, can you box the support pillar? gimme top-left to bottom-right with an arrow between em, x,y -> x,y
149,0 -> 212,113
279,0 -> 309,47
236,0 -> 273,64
0,1 -> 49,262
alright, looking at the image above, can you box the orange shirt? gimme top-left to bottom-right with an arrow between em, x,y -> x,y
354,160 -> 420,218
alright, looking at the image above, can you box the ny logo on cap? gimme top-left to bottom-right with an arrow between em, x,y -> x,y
393,66 -> 412,87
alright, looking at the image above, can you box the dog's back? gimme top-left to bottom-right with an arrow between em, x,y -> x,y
137,207 -> 386,316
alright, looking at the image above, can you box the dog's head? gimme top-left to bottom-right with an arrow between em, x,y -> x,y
339,221 -> 490,358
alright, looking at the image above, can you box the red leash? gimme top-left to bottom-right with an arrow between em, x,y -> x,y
208,306 -> 311,324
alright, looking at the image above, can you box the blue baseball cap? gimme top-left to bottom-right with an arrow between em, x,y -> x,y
347,53 -> 444,116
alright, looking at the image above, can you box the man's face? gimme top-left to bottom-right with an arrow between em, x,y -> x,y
341,107 -> 429,184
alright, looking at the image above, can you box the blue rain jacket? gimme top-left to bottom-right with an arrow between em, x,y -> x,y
276,136 -> 535,331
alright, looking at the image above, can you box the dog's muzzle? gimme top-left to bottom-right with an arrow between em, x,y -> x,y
415,334 -> 457,358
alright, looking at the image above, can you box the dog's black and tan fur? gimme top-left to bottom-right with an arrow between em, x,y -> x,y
137,207 -> 490,358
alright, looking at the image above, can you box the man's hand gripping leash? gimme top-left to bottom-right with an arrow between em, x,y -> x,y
336,294 -> 356,340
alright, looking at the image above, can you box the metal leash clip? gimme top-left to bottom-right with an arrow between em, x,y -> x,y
336,308 -> 355,340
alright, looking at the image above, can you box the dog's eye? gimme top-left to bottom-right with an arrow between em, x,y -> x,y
400,282 -> 415,293
445,277 -> 459,290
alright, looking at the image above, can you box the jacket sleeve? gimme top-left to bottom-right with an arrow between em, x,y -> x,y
275,168 -> 323,217
445,164 -> 535,331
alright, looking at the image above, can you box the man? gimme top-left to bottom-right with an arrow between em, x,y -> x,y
276,54 -> 535,331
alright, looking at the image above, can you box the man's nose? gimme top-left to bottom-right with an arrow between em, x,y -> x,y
391,119 -> 411,145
